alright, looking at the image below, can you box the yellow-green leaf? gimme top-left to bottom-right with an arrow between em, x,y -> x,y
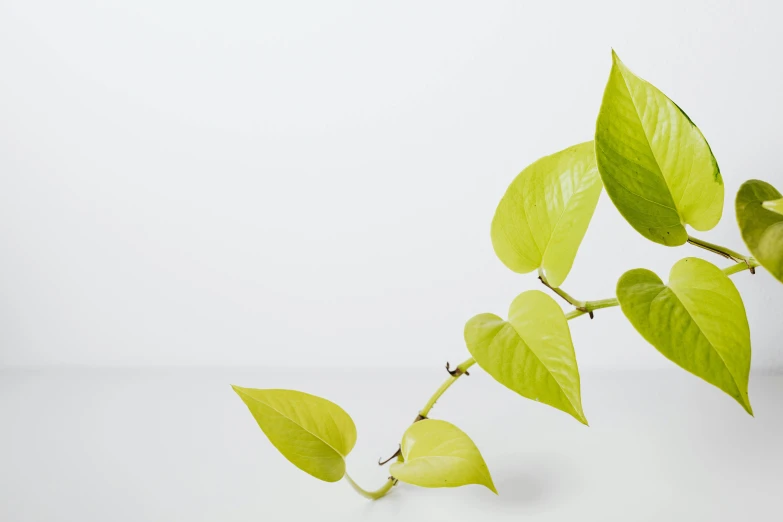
595,51 -> 723,246
232,387 -> 357,482
737,180 -> 783,283
390,419 -> 496,493
464,290 -> 587,424
617,258 -> 752,414
491,141 -> 603,287
762,197 -> 783,216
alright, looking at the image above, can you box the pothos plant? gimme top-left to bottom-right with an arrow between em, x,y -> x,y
232,50 -> 783,500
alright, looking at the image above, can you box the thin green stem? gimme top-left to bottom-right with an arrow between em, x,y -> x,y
539,271 -> 586,307
539,271 -> 620,319
723,258 -> 760,276
419,358 -> 476,418
565,297 -> 620,321
584,298 -> 620,311
687,235 -> 752,264
344,473 -> 396,500
346,357 -> 476,500
346,238 -> 762,502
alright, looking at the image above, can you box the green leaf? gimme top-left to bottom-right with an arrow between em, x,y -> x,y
390,419 -> 496,493
464,290 -> 587,424
232,387 -> 357,482
616,257 -> 752,414
762,198 -> 783,216
737,180 -> 783,283
595,50 -> 723,246
491,141 -> 602,287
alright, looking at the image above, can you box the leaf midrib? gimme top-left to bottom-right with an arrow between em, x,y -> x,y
540,164 -> 599,275
613,61 -> 681,218
235,388 -> 346,458
658,284 -> 743,400
503,320 -> 583,421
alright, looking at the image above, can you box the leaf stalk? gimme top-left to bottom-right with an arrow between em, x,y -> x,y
344,473 -> 396,500
723,259 -> 760,276
687,235 -> 755,272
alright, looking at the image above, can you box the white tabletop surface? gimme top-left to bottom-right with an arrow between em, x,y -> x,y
1,366 -> 781,521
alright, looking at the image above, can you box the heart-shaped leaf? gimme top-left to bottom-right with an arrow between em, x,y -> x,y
390,419 -> 496,493
232,387 -> 357,482
464,290 -> 587,424
616,257 -> 752,414
737,179 -> 783,283
491,141 -> 603,287
595,51 -> 723,246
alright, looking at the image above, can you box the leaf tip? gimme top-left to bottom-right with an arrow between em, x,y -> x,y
611,48 -> 623,66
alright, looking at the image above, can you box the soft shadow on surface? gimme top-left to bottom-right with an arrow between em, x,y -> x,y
344,454 -> 581,521
490,454 -> 580,512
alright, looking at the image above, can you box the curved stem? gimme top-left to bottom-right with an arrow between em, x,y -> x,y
347,358 -> 476,499
539,271 -> 586,307
538,270 -> 620,318
723,258 -> 760,276
687,235 -> 752,264
346,240 -> 764,501
344,473 -> 396,500
419,358 -> 476,419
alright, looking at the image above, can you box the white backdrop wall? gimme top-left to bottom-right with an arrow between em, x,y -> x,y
1,1 -> 781,369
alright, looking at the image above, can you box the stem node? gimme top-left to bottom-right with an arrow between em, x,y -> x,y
378,446 -> 401,466
446,361 -> 469,377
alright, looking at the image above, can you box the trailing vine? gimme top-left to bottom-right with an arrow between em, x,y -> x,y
231,50 -> 783,500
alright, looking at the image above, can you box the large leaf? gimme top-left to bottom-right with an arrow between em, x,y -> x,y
595,51 -> 723,246
491,141 -> 602,287
464,290 -> 587,424
737,179 -> 783,283
232,387 -> 357,482
616,258 -> 752,414
390,419 -> 496,493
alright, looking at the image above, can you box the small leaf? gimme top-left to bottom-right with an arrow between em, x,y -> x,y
232,387 -> 357,482
617,258 -> 752,414
491,141 -> 602,287
390,419 -> 496,493
762,198 -> 783,216
464,290 -> 587,424
595,51 -> 723,246
737,180 -> 783,282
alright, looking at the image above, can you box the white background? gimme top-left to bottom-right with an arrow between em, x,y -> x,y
2,2 -> 783,521
1,0 -> 782,371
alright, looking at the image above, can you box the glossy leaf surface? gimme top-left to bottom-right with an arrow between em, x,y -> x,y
233,387 -> 357,482
464,290 -> 587,424
737,180 -> 783,282
617,258 -> 752,414
491,141 -> 603,287
390,419 -> 496,493
595,51 -> 723,246
762,198 -> 783,216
